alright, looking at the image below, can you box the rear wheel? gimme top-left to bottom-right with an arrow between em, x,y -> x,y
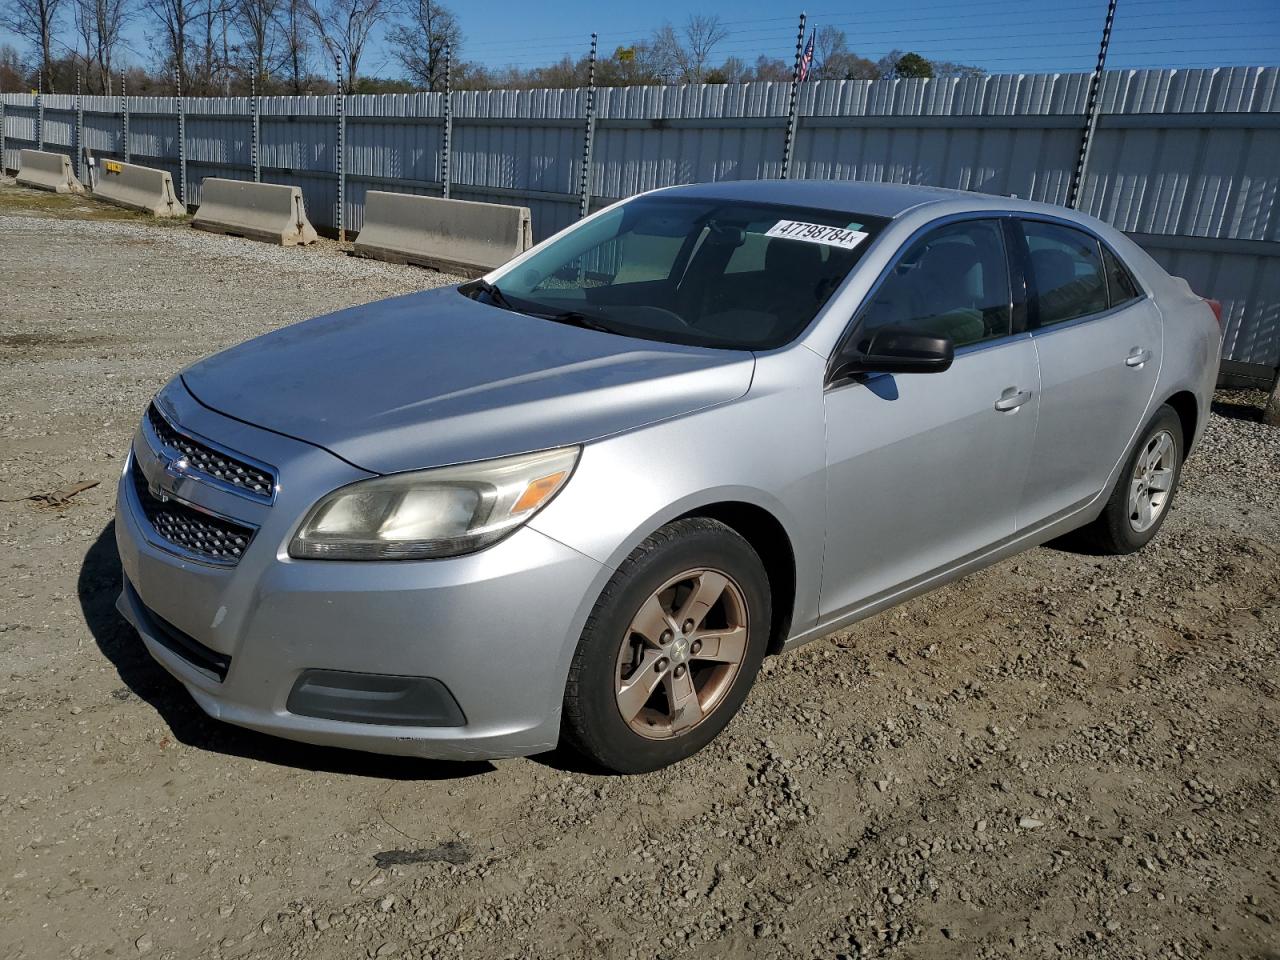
562,518 -> 770,774
1085,404 -> 1184,555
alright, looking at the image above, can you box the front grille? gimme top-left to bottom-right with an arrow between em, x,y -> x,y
126,580 -> 231,681
147,404 -> 275,500
131,464 -> 256,565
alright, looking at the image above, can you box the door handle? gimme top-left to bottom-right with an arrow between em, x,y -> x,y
1125,347 -> 1152,367
994,387 -> 1032,412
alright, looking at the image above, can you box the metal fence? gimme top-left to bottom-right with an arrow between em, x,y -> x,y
2,66 -> 1278,371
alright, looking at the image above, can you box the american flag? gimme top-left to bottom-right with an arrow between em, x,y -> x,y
798,30 -> 815,82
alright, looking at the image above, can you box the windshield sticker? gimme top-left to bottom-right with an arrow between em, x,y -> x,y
765,220 -> 868,250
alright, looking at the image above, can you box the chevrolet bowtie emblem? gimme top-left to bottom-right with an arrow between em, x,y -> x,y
149,453 -> 190,503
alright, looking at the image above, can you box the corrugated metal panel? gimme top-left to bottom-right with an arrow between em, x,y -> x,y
2,70 -> 1277,366
83,110 -> 124,157
1144,241 -> 1280,369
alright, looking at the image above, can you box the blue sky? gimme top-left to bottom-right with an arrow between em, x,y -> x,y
3,0 -> 1277,81
448,0 -> 1280,75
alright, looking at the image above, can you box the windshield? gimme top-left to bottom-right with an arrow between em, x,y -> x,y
471,195 -> 889,350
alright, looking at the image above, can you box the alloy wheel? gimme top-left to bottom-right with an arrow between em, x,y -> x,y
613,568 -> 750,740
1127,429 -> 1176,532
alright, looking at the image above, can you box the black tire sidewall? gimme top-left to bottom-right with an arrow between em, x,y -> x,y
566,520 -> 771,774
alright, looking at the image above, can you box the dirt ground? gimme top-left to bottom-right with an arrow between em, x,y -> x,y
1,180 -> 1278,960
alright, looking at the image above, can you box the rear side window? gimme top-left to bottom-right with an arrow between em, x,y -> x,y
1023,220 -> 1109,326
1102,244 -> 1141,307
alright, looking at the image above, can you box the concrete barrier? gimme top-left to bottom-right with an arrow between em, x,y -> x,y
191,178 -> 318,246
93,160 -> 185,217
353,191 -> 533,277
16,150 -> 85,194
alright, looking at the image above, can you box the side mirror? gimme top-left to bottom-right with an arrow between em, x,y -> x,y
832,326 -> 955,380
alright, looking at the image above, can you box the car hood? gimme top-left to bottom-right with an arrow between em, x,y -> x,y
181,287 -> 755,474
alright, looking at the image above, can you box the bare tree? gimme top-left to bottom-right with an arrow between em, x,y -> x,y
813,25 -> 844,76
750,54 -> 791,82
302,0 -> 383,86
275,0 -> 307,91
812,26 -> 876,81
71,0 -> 129,92
191,0 -> 232,92
232,0 -> 279,86
651,14 -> 727,83
143,0 -> 196,88
648,24 -> 682,82
387,0 -> 456,92
682,13 -> 726,82
3,0 -> 65,90
0,42 -> 23,88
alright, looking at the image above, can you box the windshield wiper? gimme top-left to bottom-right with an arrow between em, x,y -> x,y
529,309 -> 616,334
466,280 -> 615,333
466,278 -> 516,310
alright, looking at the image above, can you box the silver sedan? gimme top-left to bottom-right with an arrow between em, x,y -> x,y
114,181 -> 1222,773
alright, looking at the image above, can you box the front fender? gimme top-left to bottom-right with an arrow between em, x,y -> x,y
529,350 -> 828,639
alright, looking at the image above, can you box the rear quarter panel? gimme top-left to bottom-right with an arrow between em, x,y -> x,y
1108,230 -> 1222,454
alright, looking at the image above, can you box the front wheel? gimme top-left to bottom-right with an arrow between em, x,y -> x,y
561,518 -> 771,774
1085,404 -> 1184,555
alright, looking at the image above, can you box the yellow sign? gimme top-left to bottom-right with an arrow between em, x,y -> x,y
104,160 -> 123,174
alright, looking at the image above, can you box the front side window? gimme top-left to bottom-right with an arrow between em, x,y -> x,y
480,196 -> 889,350
1023,220 -> 1109,326
854,219 -> 1012,348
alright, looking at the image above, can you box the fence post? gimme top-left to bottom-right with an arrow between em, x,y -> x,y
36,75 -> 44,150
251,75 -> 261,182
781,11 -> 807,179
335,61 -> 346,242
175,69 -> 187,209
0,97 -> 6,173
441,44 -> 452,200
74,71 -> 83,183
120,72 -> 130,163
578,32 -> 597,219
1068,0 -> 1117,210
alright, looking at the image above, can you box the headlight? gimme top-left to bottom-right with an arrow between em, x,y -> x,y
289,447 -> 579,560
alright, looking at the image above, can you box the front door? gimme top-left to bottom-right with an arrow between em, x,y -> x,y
820,218 -> 1040,618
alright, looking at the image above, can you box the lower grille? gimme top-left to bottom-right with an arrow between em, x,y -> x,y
126,580 -> 231,681
130,462 -> 255,565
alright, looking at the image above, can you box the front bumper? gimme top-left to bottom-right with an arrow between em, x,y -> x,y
113,387 -> 606,761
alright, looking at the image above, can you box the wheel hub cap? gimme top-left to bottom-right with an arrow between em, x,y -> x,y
669,635 -> 690,663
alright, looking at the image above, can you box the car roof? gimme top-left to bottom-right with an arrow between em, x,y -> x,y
653,178 -> 1002,219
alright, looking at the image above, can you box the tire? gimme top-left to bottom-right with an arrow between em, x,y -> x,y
1084,404 -> 1184,555
562,517 -> 771,774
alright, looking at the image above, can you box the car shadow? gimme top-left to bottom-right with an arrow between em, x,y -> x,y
1042,529 -> 1110,557
79,522 -> 494,781
529,745 -> 613,776
1210,397 -> 1264,423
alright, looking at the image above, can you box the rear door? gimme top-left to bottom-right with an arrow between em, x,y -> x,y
820,217 -> 1040,617
1015,218 -> 1162,526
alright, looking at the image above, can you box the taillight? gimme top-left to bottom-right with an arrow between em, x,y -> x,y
1204,298 -> 1223,326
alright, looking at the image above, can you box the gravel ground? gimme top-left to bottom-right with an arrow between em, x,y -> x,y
1,180 -> 1278,960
